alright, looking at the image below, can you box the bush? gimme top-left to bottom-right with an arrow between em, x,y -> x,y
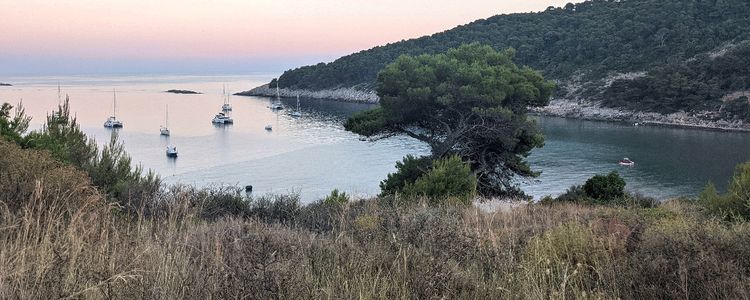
247,193 -> 301,225
323,189 -> 350,205
583,172 -> 626,204
198,187 -> 250,220
403,155 -> 477,206
698,161 -> 750,221
379,155 -> 432,197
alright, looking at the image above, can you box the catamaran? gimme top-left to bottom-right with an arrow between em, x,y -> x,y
160,104 -> 170,136
103,89 -> 123,128
289,94 -> 302,117
212,111 -> 233,124
221,85 -> 232,111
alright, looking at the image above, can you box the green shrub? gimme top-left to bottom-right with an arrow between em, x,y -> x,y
0,102 -> 30,144
403,155 -> 477,206
699,161 -> 750,221
583,172 -> 626,204
556,185 -> 589,203
323,189 -> 350,205
379,155 -> 432,197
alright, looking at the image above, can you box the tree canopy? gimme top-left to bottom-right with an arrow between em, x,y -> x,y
345,44 -> 555,196
274,0 -> 750,119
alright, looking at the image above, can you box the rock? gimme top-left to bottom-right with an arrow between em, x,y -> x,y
166,89 -> 201,94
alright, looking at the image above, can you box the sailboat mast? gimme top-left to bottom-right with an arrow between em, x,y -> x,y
166,104 -> 169,127
276,81 -> 280,99
57,83 -> 61,106
113,89 -> 117,118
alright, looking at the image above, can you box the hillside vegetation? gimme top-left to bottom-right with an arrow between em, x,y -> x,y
274,0 -> 750,120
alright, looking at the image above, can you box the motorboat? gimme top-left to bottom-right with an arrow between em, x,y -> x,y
166,146 -> 178,158
264,124 -> 273,131
103,89 -> 123,128
212,112 -> 233,124
618,158 -> 635,166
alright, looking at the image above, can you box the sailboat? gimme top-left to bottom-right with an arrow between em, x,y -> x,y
221,85 -> 232,111
289,94 -> 302,117
103,89 -> 123,128
160,104 -> 170,136
269,81 -> 284,110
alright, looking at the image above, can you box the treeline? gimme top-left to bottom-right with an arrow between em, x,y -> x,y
603,42 -> 750,120
274,0 -> 750,117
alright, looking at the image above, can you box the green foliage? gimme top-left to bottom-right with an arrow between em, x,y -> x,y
379,155 -> 432,197
0,102 -> 31,144
698,161 -> 750,220
323,189 -> 350,205
348,44 -> 553,196
23,98 -> 97,167
403,155 -> 477,206
604,42 -> 750,119
583,172 -> 626,203
12,98 -> 159,201
275,0 -> 750,115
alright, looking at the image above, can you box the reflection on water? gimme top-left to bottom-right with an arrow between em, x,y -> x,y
1,75 -> 749,201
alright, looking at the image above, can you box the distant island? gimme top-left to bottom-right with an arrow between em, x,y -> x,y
166,89 -> 201,94
0,83 -> 12,86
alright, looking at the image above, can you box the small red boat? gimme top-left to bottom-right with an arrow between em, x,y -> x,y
618,158 -> 635,166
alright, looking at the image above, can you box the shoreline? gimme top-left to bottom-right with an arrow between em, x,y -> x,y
235,84 -> 378,104
532,99 -> 750,133
237,84 -> 750,133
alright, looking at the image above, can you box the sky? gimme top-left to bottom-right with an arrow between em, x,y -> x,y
0,0 -> 570,75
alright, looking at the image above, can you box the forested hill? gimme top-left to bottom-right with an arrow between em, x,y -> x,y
268,0 -> 750,121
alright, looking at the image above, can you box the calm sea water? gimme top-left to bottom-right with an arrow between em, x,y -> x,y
1,75 -> 749,201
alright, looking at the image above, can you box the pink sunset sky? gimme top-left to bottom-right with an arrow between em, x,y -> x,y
0,0 -> 570,74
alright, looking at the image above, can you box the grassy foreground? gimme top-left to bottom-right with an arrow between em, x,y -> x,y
1,139 -> 750,299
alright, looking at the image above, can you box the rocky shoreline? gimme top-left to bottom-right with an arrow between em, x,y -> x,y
236,84 -> 749,132
532,99 -> 750,132
234,84 -> 378,104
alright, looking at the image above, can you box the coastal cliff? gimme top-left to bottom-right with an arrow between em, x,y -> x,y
235,84 -> 378,104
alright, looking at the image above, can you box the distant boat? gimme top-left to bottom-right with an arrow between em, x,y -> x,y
166,145 -> 178,158
103,89 -> 123,128
212,112 -> 233,124
160,104 -> 171,136
264,124 -> 273,131
618,158 -> 635,166
269,81 -> 284,110
289,94 -> 302,118
221,85 -> 232,111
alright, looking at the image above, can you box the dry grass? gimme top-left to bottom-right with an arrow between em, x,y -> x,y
2,139 -> 750,299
